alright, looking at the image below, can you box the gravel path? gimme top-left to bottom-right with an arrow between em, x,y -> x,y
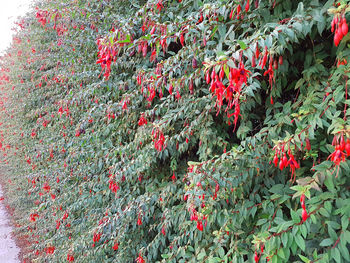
0,186 -> 20,263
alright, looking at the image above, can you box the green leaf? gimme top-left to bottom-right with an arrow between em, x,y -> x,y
319,238 -> 333,247
161,254 -> 170,259
299,254 -> 311,263
217,246 -> 225,258
331,248 -> 341,263
237,40 -> 247,50
282,232 -> 289,247
295,234 -> 305,251
277,248 -> 285,259
197,250 -> 206,260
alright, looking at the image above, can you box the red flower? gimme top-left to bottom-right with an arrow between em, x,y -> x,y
67,254 -> 74,262
156,0 -> 164,12
113,242 -> 119,251
152,129 -> 166,151
302,209 -> 308,222
29,213 -> 39,222
329,147 -> 346,166
136,253 -> 145,263
137,215 -> 142,226
196,220 -> 203,231
93,232 -> 101,243
138,114 -> 147,126
43,183 -> 51,192
46,246 -> 55,254
254,251 -> 259,263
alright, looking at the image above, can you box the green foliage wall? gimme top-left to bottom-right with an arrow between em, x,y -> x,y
0,0 -> 349,262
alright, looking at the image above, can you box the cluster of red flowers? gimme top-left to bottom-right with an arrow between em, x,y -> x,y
152,128 -> 165,152
35,8 -> 70,36
156,0 -> 164,12
229,0 -> 250,20
67,253 -> 74,262
254,244 -> 265,263
189,208 -> 206,232
92,232 -> 101,247
108,171 -> 119,194
272,143 -> 300,182
96,29 -> 132,79
137,70 -> 167,104
106,109 -> 116,121
55,211 -> 69,230
138,113 -> 148,126
108,179 -> 119,194
29,213 -> 39,222
45,246 -> 55,255
136,253 -> 145,263
35,8 -> 49,27
42,182 -> 51,193
138,41 -> 149,58
58,105 -> 70,118
331,14 -> 348,46
96,39 -> 115,80
328,133 -> 350,166
207,62 -> 250,130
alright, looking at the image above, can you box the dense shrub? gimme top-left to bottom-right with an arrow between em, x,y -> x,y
0,0 -> 349,262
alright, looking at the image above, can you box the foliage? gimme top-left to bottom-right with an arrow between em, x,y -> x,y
0,0 -> 350,262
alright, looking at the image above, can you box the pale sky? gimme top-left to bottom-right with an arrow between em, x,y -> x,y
0,0 -> 34,54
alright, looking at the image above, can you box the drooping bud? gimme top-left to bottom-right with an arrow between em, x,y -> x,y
302,209 -> 308,222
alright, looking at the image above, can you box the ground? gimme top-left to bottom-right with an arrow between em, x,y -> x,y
0,185 -> 20,263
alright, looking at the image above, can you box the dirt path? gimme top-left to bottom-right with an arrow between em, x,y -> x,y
0,185 -> 20,263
